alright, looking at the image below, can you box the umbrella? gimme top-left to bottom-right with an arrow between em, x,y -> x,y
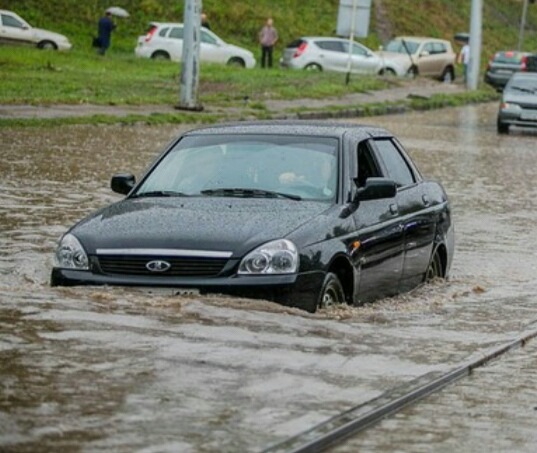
454,32 -> 469,43
106,6 -> 129,18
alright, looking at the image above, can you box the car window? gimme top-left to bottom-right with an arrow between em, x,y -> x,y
373,139 -> 415,187
316,41 -> 345,53
201,31 -> 217,45
494,51 -> 526,64
138,135 -> 339,201
357,141 -> 383,187
158,27 -> 170,37
385,39 -> 419,55
342,42 -> 368,56
1,14 -> 24,28
432,42 -> 447,54
168,27 -> 183,39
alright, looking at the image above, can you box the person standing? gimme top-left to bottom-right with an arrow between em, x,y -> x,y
97,11 -> 116,56
201,13 -> 211,30
258,18 -> 278,68
457,42 -> 470,83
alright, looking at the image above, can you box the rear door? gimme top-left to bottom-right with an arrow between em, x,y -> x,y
314,40 -> 348,72
371,138 -> 436,291
166,26 -> 184,61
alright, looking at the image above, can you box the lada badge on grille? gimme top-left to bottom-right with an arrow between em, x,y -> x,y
146,260 -> 171,272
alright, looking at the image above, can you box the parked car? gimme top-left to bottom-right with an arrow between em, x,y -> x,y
281,37 -> 386,75
377,37 -> 456,81
484,50 -> 534,91
134,22 -> 256,68
51,121 -> 454,312
497,72 -> 537,134
0,9 -> 72,51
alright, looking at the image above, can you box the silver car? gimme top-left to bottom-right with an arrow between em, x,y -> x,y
497,72 -> 537,134
0,9 -> 72,50
135,22 -> 256,68
281,37 -> 383,75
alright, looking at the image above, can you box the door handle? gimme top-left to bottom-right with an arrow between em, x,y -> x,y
389,203 -> 398,215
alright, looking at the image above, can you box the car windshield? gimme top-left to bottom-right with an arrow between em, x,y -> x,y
494,52 -> 526,64
506,77 -> 537,93
135,134 -> 339,201
385,39 -> 419,55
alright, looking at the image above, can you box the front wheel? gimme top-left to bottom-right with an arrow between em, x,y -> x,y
227,57 -> 246,68
317,272 -> 345,310
38,40 -> 57,50
497,120 -> 509,134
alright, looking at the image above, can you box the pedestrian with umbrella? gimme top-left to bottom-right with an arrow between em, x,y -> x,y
95,7 -> 129,56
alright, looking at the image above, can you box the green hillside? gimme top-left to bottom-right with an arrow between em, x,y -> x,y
1,0 -> 537,58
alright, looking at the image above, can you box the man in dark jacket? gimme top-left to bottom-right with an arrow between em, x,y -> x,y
97,11 -> 116,55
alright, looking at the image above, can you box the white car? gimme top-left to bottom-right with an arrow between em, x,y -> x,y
135,22 -> 256,68
281,37 -> 384,75
0,9 -> 72,51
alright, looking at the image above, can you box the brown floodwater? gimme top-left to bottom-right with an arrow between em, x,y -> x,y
1,104 -> 537,452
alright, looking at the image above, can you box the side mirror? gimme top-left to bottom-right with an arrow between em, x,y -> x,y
111,173 -> 136,195
353,177 -> 397,202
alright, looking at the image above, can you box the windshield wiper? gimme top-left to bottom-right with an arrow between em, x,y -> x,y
131,190 -> 190,198
509,86 -> 535,93
200,188 -> 301,201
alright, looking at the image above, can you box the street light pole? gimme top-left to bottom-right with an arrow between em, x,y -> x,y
467,0 -> 482,90
177,0 -> 203,111
518,0 -> 530,51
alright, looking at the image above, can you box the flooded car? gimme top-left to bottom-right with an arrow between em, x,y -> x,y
50,121 -> 454,312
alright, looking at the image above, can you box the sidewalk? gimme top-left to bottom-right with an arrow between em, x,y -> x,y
0,79 -> 470,121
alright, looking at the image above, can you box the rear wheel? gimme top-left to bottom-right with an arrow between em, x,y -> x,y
151,51 -> 170,60
497,120 -> 509,134
304,63 -> 322,72
425,249 -> 443,281
407,65 -> 418,78
317,272 -> 345,310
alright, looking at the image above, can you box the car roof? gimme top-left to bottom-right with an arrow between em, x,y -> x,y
182,121 -> 392,140
392,36 -> 450,44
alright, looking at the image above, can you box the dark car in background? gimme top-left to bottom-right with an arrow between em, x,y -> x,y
497,72 -> 537,134
51,122 -> 454,313
484,50 -> 533,91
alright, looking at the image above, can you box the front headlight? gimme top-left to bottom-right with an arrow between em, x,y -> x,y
501,102 -> 521,111
238,239 -> 299,275
53,233 -> 89,270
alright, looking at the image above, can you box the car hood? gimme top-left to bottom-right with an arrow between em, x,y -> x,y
377,51 -> 413,69
226,43 -> 253,57
33,27 -> 69,42
71,197 -> 332,256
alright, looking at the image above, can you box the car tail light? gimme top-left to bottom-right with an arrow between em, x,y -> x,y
293,42 -> 308,58
521,55 -> 528,71
145,26 -> 158,42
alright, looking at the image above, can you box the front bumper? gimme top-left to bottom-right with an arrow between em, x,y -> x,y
50,268 -> 325,312
498,109 -> 537,129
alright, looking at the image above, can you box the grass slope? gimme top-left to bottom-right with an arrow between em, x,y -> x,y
1,0 -> 536,58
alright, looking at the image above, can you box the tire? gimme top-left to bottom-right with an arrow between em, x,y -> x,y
441,66 -> 455,83
38,40 -> 57,50
407,65 -> 418,78
227,57 -> 245,68
317,272 -> 345,310
380,67 -> 396,76
151,51 -> 170,60
497,120 -> 509,134
304,63 -> 322,72
425,249 -> 443,281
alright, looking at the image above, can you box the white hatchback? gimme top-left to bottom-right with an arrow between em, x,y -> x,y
281,37 -> 384,75
0,9 -> 72,51
135,22 -> 256,68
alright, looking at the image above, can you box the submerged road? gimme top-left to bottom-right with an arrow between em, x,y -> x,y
1,103 -> 537,451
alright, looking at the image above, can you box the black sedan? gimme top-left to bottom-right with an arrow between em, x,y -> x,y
497,72 -> 537,134
51,122 -> 454,312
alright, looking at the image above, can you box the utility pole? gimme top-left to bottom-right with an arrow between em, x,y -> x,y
345,0 -> 358,85
518,0 -> 530,51
177,0 -> 203,111
467,0 -> 482,90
